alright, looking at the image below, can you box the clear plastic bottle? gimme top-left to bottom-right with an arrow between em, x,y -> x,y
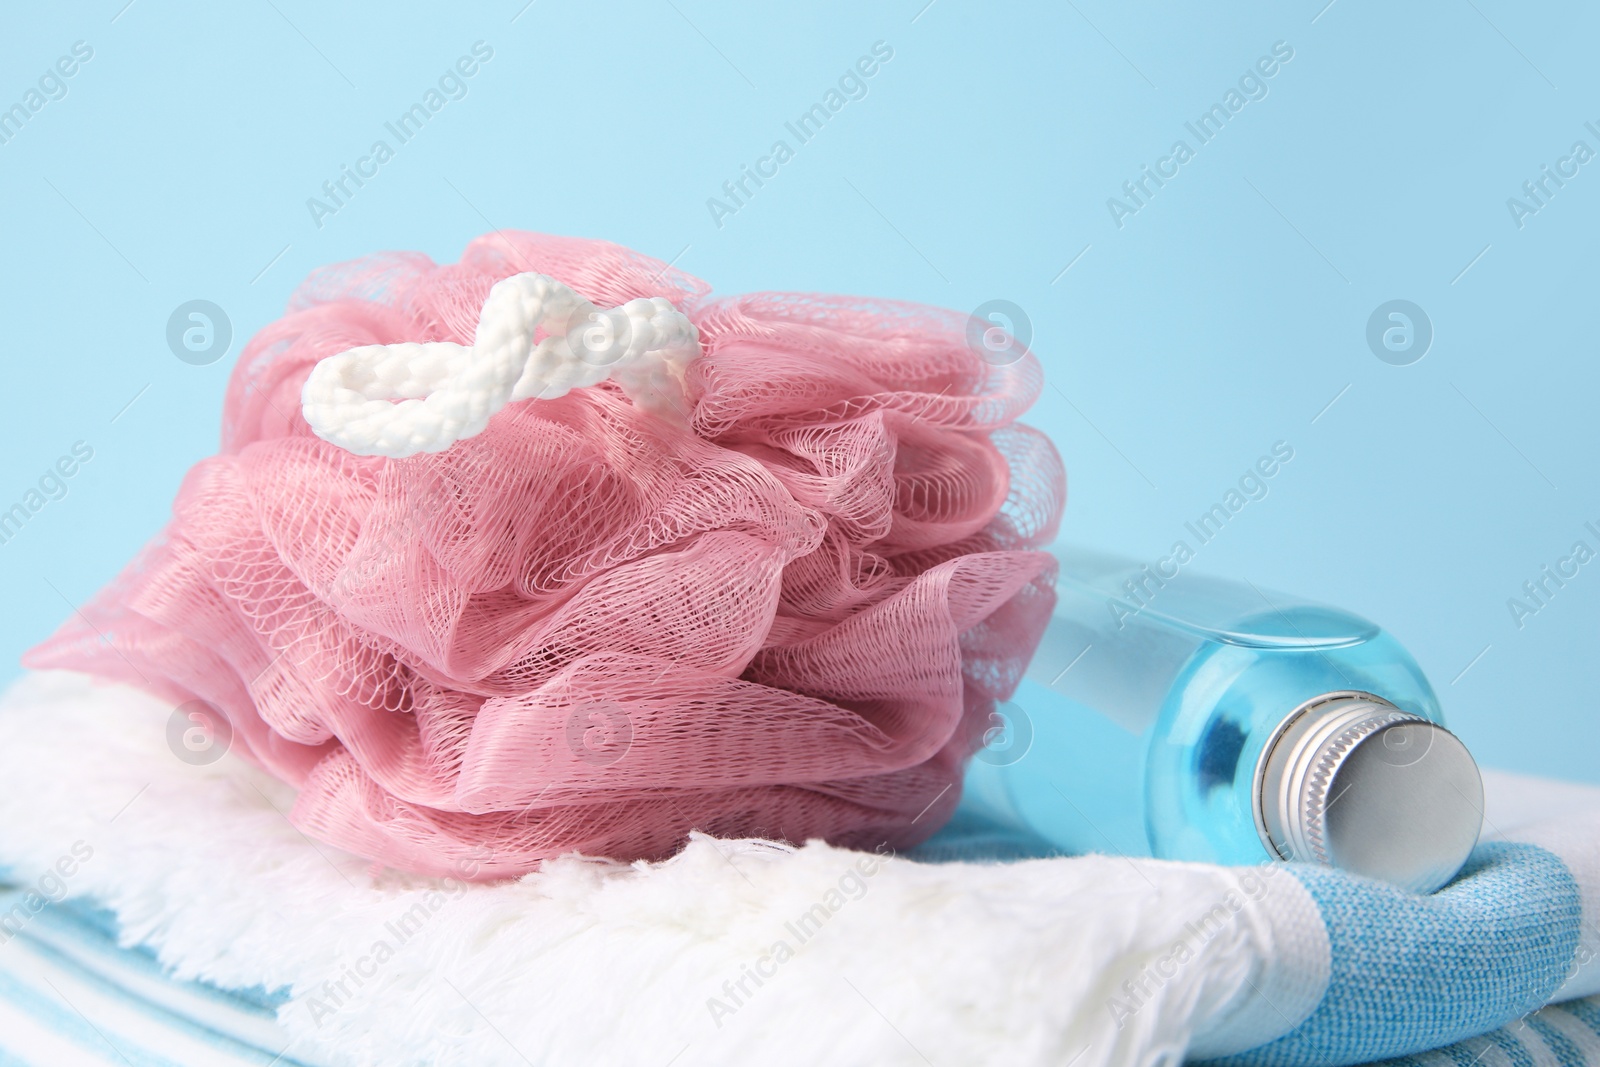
960,546 -> 1484,893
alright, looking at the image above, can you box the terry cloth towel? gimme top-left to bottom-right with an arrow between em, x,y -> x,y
0,670 -> 1597,1067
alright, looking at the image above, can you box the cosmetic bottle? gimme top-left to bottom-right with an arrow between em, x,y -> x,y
961,547 -> 1483,893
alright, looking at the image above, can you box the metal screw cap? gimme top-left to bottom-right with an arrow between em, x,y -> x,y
1255,692 -> 1483,894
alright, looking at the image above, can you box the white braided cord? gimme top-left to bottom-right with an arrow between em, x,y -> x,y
300,273 -> 700,458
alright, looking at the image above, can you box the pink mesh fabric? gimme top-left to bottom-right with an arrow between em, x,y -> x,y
26,232 -> 1065,880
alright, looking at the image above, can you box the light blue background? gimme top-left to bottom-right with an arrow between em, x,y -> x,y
0,1 -> 1595,782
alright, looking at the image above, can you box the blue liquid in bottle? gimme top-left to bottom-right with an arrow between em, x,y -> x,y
960,547 -> 1483,891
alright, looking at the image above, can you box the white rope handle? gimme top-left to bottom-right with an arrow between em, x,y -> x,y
300,273 -> 701,458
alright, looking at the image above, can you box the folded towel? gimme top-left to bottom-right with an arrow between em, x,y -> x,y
0,670 -> 1596,1067
3,884 -> 1596,1067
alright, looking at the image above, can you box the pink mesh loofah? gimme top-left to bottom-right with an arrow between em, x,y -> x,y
26,232 -> 1065,879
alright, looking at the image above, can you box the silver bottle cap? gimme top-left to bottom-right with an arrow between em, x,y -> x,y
1254,692 -> 1483,894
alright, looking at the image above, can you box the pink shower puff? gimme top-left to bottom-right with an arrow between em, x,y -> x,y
26,232 -> 1065,880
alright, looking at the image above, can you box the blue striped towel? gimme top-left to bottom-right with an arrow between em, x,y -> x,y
0,889 -> 301,1066
912,785 -> 1600,1067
